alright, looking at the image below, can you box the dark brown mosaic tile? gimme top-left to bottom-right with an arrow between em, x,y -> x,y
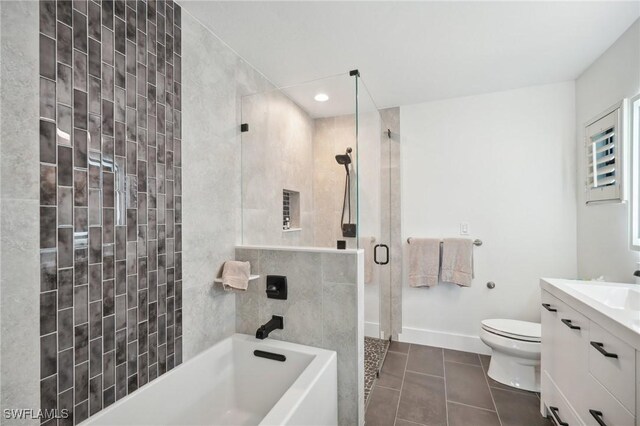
40,78 -> 56,120
74,89 -> 88,129
74,285 -> 88,325
88,38 -> 101,78
40,2 -> 181,421
59,388 -> 74,426
41,374 -> 57,413
88,1 -> 101,41
40,120 -> 57,164
58,22 -> 73,67
73,10 -> 87,53
74,49 -> 88,91
102,0 -> 114,29
75,170 -> 89,209
40,1 -> 57,37
73,0 -> 87,14
59,347 -> 74,392
40,35 -> 56,80
75,325 -> 89,365
75,361 -> 89,402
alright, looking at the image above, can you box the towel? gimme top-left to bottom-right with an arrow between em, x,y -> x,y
441,238 -> 473,287
409,238 -> 440,287
221,261 -> 251,291
360,237 -> 375,284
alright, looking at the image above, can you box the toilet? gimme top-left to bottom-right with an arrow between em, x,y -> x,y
479,319 -> 541,392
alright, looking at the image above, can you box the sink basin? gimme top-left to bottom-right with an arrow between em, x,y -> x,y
565,283 -> 640,311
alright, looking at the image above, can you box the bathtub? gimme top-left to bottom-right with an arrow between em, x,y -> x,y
85,334 -> 338,426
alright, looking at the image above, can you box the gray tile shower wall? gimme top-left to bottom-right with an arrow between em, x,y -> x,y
379,107 -> 402,339
240,90 -> 315,247
235,247 -> 365,426
38,1 -> 181,423
1,1 -> 41,421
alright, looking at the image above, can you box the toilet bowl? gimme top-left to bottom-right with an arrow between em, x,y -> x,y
479,319 -> 541,392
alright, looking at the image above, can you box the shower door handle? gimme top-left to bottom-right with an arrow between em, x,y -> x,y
374,244 -> 389,265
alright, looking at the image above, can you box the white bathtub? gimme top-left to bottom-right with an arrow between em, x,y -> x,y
84,334 -> 338,426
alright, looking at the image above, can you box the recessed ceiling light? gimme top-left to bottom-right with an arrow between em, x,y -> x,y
314,93 -> 329,102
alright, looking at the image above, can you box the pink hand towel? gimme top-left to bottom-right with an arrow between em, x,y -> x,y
221,261 -> 251,291
441,238 -> 473,287
409,238 -> 440,288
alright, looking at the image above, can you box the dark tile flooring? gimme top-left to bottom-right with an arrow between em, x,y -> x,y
365,341 -> 551,426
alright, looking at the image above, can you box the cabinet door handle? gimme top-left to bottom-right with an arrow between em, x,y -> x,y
561,319 -> 581,330
589,410 -> 608,426
542,303 -> 557,312
549,406 -> 569,426
590,342 -> 618,359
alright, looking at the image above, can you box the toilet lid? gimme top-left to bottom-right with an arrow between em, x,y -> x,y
481,319 -> 541,342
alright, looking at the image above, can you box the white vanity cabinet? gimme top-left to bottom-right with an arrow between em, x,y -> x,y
540,279 -> 639,426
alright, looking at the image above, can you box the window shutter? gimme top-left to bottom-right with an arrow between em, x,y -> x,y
585,106 -> 623,204
630,94 -> 640,251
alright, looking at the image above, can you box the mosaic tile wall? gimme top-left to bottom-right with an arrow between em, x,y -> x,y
38,0 -> 182,423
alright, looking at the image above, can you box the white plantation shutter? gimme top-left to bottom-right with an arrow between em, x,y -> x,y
631,94 -> 640,251
585,106 -> 623,203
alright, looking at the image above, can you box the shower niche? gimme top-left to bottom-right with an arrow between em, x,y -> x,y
282,189 -> 301,231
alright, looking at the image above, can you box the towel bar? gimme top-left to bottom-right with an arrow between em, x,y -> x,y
213,275 -> 260,284
406,238 -> 482,246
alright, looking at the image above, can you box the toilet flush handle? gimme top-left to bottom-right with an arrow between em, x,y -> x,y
486,281 -> 495,289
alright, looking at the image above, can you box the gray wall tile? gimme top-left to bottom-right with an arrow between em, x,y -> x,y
29,1 -> 183,421
235,247 -> 363,425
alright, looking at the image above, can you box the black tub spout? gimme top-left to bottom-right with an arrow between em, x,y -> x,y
255,315 -> 284,340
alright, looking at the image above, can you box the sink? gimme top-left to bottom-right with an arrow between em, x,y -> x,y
565,283 -> 640,311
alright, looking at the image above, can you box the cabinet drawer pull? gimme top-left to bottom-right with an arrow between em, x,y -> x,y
590,342 -> 618,358
561,319 -> 581,330
549,406 -> 569,426
542,303 -> 557,312
589,410 -> 608,426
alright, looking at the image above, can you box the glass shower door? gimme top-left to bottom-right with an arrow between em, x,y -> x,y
355,74 -> 392,400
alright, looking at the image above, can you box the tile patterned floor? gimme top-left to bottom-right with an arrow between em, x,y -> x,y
365,337 -> 390,404
365,341 -> 552,426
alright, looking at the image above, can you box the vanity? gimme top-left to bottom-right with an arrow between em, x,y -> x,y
540,278 -> 640,426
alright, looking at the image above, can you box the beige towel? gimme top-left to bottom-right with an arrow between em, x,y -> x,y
360,237 -> 375,284
441,238 -> 473,287
409,238 -> 440,287
221,261 -> 251,291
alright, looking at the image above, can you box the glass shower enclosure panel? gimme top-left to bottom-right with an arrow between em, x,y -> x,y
239,70 -> 392,381
355,74 -> 392,377
240,74 -> 357,248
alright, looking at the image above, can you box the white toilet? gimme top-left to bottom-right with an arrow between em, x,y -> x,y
479,319 -> 541,392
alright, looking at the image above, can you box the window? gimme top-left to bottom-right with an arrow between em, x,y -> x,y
631,95 -> 640,250
585,102 -> 625,204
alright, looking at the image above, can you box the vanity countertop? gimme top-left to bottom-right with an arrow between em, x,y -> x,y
541,278 -> 640,350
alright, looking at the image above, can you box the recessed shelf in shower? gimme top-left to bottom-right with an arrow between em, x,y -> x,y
283,189 -> 300,230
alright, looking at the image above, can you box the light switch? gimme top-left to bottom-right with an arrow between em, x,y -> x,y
460,222 -> 469,235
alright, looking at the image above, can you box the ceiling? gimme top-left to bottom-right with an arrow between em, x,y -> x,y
180,1 -> 640,110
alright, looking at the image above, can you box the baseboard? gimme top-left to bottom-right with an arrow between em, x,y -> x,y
364,322 -> 380,339
398,326 -> 491,355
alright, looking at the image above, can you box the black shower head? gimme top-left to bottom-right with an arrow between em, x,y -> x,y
335,147 -> 353,166
335,154 -> 351,165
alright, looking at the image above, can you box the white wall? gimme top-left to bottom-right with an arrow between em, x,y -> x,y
576,19 -> 640,283
399,82 -> 577,353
